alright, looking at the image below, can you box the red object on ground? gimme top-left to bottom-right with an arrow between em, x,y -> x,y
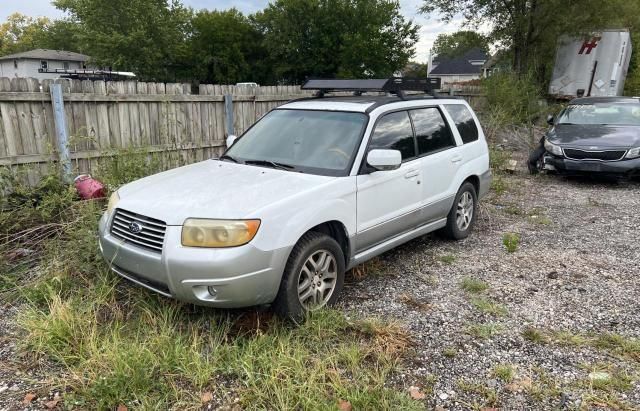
74,174 -> 106,199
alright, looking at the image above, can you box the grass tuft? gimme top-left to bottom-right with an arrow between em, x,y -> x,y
492,364 -> 516,382
467,322 -> 503,340
502,232 -> 520,253
460,277 -> 489,294
470,297 -> 508,317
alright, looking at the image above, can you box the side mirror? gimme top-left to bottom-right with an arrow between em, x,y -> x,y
226,134 -> 237,148
367,149 -> 401,171
546,114 -> 555,125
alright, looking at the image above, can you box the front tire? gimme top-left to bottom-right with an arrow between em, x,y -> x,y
273,232 -> 345,321
441,182 -> 478,240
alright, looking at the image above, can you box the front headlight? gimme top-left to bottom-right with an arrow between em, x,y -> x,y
544,139 -> 563,156
181,219 -> 261,248
626,147 -> 640,159
107,191 -> 120,214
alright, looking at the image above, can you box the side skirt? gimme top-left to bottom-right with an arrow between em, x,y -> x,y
347,218 -> 447,269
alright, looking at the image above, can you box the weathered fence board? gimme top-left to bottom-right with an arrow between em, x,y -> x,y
0,77 -> 485,183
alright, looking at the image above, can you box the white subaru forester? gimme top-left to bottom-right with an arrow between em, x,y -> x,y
99,78 -> 491,320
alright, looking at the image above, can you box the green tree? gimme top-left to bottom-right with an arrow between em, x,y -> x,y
0,13 -> 52,55
254,0 -> 419,83
431,30 -> 488,60
188,9 -> 265,84
53,0 -> 191,81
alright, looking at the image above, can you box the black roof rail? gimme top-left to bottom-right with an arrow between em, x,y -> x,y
301,77 -> 441,99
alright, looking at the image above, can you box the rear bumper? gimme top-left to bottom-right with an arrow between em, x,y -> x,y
544,154 -> 640,176
98,212 -> 292,308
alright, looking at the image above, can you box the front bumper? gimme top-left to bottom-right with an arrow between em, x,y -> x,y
98,212 -> 292,308
543,154 -> 640,176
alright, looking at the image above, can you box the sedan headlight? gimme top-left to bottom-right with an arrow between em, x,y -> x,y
626,147 -> 640,159
181,219 -> 261,248
107,191 -> 120,214
544,139 -> 563,156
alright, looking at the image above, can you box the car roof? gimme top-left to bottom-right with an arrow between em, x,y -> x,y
569,96 -> 640,104
280,95 -> 466,113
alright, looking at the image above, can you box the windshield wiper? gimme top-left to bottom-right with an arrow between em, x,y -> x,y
219,154 -> 239,163
244,159 -> 295,171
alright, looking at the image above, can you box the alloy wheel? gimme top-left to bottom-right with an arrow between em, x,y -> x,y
297,249 -> 338,309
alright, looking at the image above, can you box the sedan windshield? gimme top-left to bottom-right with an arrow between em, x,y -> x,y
557,102 -> 640,126
225,109 -> 368,175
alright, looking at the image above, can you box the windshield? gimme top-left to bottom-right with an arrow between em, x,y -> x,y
225,109 -> 368,176
557,102 -> 640,126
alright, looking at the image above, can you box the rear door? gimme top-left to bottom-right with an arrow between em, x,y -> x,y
355,110 -> 422,252
409,107 -> 461,222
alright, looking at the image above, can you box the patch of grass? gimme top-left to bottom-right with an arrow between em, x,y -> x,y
492,364 -> 515,383
527,329 -> 640,363
526,367 -> 562,403
456,379 -> 499,408
581,393 -> 636,411
503,204 -> 524,215
470,297 -> 508,317
581,364 -> 633,393
460,277 -> 489,294
442,347 -> 458,358
490,174 -> 509,196
521,327 -> 548,344
526,207 -> 552,226
489,146 -> 512,172
437,253 -> 456,265
467,322 -> 503,340
502,232 -> 520,253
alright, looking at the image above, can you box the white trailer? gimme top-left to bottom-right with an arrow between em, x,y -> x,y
549,29 -> 632,99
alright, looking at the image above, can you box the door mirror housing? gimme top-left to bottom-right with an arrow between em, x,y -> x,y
546,114 -> 555,125
367,149 -> 402,171
226,134 -> 237,148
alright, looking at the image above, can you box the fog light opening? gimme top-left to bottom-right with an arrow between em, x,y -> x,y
207,286 -> 218,297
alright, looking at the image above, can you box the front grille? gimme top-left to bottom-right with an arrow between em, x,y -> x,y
110,208 -> 166,253
564,148 -> 626,161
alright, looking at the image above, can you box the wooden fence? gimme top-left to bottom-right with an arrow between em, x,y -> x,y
0,77 -> 485,184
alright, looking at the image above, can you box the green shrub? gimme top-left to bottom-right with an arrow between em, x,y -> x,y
483,72 -> 543,125
502,232 -> 520,253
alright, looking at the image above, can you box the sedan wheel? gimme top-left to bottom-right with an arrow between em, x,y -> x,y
297,250 -> 338,309
456,191 -> 474,231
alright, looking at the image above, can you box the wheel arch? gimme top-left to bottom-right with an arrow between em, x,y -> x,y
304,220 -> 351,266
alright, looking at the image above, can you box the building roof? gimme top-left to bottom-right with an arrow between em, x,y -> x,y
430,48 -> 488,75
0,49 -> 90,62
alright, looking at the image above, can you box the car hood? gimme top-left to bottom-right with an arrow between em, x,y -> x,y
547,124 -> 640,149
117,160 -> 333,225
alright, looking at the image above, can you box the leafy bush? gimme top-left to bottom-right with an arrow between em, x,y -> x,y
483,72 -> 543,125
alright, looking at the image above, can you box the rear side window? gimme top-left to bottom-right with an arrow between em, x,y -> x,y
370,111 -> 416,160
409,108 -> 456,155
445,104 -> 479,143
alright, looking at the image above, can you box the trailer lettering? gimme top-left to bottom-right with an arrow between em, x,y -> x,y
578,37 -> 601,55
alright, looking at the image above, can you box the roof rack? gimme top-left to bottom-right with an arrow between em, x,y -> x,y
301,77 -> 441,99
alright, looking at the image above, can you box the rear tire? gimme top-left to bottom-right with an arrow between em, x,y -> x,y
273,232 -> 345,322
441,182 -> 478,240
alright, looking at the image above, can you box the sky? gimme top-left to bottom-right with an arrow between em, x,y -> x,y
0,0 -> 470,63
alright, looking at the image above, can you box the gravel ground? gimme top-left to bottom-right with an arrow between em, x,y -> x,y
342,166 -> 640,410
1,159 -> 639,410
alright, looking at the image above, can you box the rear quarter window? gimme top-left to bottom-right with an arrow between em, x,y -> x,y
445,104 -> 479,144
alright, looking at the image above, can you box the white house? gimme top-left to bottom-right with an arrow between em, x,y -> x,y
0,49 -> 92,80
429,48 -> 489,88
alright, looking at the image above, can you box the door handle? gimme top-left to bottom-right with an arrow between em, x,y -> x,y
451,155 -> 463,163
404,170 -> 419,179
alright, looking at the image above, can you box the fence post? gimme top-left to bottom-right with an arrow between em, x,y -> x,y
224,94 -> 234,137
50,83 -> 71,181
